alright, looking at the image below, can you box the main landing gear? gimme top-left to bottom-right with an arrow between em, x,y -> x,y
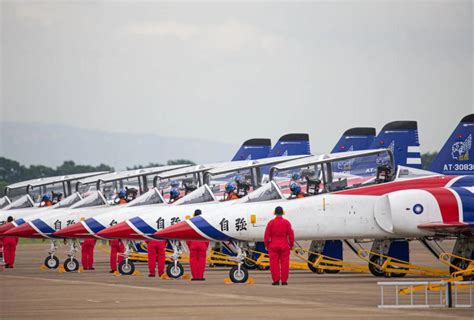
166,240 -> 184,279
63,240 -> 80,272
228,242 -> 249,283
44,240 -> 60,269
118,240 -> 136,275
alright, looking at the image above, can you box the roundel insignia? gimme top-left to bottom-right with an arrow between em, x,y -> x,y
413,204 -> 424,215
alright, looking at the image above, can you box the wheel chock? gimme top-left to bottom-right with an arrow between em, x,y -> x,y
224,277 -> 254,284
113,271 -> 121,277
58,265 -> 66,273
160,274 -> 170,280
40,265 -> 48,271
182,273 -> 190,280
132,270 -> 141,276
78,267 -> 85,273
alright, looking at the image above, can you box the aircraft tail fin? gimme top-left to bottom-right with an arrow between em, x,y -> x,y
231,138 -> 272,161
429,114 -> 474,175
331,127 -> 376,153
267,133 -> 311,157
370,121 -> 421,168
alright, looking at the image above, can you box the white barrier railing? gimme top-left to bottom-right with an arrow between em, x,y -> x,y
378,281 -> 473,308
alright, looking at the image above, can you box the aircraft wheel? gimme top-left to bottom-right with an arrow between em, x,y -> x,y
449,258 -> 473,280
243,255 -> 257,270
368,256 -> 385,277
44,256 -> 60,269
320,261 -> 341,274
166,262 -> 184,279
307,254 -> 323,274
64,258 -> 79,272
118,260 -> 135,275
229,265 -> 249,283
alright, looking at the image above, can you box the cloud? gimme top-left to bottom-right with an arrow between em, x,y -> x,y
123,19 -> 285,54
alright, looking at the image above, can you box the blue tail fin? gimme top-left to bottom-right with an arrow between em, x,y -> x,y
231,138 -> 272,161
267,133 -> 311,157
331,127 -> 376,153
429,114 -> 474,175
370,121 -> 421,169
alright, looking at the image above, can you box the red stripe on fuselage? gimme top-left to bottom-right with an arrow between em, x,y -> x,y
335,176 -> 457,196
425,188 -> 459,223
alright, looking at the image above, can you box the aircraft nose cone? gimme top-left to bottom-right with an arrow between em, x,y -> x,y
54,222 -> 91,238
0,222 -> 15,235
97,222 -> 135,239
153,221 -> 205,240
4,223 -> 38,238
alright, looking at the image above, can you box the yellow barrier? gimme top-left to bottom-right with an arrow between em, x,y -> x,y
358,249 -> 449,278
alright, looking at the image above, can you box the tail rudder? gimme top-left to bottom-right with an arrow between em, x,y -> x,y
429,114 -> 474,175
267,133 -> 311,157
371,121 -> 421,169
231,138 -> 272,161
331,127 -> 376,153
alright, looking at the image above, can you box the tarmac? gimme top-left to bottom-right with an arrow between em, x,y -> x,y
0,241 -> 472,319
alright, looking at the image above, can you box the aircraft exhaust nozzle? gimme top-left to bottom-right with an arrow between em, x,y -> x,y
53,222 -> 91,239
0,222 -> 15,236
153,220 -> 206,240
96,221 -> 137,239
4,223 -> 40,238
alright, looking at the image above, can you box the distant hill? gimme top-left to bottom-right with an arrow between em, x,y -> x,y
0,122 -> 237,169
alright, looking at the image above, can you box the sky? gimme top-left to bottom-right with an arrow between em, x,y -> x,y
1,1 -> 473,162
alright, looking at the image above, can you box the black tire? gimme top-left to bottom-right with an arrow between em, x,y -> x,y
243,253 -> 258,270
229,265 -> 249,283
320,259 -> 341,274
166,262 -> 184,279
118,260 -> 135,275
368,256 -> 385,277
449,258 -> 472,278
44,256 -> 60,269
64,258 -> 79,272
307,254 -> 323,274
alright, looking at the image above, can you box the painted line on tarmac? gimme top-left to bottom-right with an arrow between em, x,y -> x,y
0,274 -> 326,307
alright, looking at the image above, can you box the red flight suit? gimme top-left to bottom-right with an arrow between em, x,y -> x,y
147,240 -> 167,276
186,240 -> 209,280
41,200 -> 53,207
227,192 -> 239,201
109,239 -> 125,272
3,236 -> 19,268
264,215 -> 295,283
81,239 -> 96,270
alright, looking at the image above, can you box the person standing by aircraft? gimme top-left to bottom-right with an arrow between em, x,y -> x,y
186,209 -> 209,281
3,216 -> 19,268
147,240 -> 167,277
81,239 -> 96,270
109,239 -> 124,273
225,182 -> 239,200
40,194 -> 53,207
264,206 -> 294,285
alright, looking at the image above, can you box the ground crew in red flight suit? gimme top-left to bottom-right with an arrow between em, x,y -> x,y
147,240 -> 167,277
264,206 -> 295,285
109,239 -> 125,273
186,209 -> 209,281
3,216 -> 19,268
81,239 -> 96,270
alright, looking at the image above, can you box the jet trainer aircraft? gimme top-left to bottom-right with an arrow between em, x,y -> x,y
5,135 -> 309,271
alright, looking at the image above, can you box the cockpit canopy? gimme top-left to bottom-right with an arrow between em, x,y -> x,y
70,191 -> 107,209
172,185 -> 217,206
127,188 -> 165,207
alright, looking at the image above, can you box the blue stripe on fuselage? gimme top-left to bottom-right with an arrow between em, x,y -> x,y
31,219 -> 55,235
191,216 -> 236,241
84,218 -> 105,234
129,217 -> 156,235
451,176 -> 474,188
452,187 -> 474,223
